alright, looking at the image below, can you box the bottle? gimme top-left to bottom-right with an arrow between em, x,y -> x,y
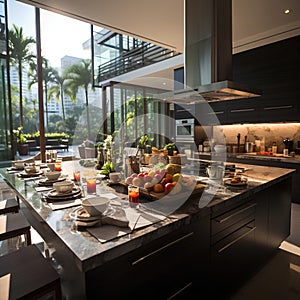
96,146 -> 104,170
272,140 -> 277,154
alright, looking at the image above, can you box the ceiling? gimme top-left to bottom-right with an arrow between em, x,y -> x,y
18,0 -> 300,54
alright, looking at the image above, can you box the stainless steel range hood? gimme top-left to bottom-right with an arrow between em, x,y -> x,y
184,0 -> 261,102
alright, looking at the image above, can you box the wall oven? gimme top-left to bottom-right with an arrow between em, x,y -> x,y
175,118 -> 194,141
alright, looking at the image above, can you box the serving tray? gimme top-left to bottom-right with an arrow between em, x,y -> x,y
119,181 -> 205,201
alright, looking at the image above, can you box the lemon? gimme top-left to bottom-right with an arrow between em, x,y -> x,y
172,173 -> 181,182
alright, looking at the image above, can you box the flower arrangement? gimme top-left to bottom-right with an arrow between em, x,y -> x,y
13,126 -> 27,144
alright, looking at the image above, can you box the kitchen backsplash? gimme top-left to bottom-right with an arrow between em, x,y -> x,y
213,123 -> 300,153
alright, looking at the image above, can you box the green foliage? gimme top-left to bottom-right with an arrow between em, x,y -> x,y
164,143 -> 175,150
13,126 -> 27,144
138,134 -> 153,149
100,161 -> 115,175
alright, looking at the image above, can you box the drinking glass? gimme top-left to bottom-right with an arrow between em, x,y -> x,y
73,170 -> 81,184
128,185 -> 139,208
55,160 -> 62,171
86,176 -> 97,194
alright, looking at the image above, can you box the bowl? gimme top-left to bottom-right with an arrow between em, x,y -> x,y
81,197 -> 110,216
24,165 -> 38,174
53,180 -> 74,194
14,161 -> 24,169
45,171 -> 61,181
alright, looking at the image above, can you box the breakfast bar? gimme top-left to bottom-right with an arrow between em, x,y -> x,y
0,162 -> 295,299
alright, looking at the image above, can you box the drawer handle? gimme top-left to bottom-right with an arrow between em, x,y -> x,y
132,232 -> 194,266
167,282 -> 193,300
230,108 -> 255,113
208,111 -> 224,115
215,203 -> 257,223
217,226 -> 256,253
264,105 -> 293,110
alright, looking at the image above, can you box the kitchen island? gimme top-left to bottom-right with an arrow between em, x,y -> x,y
0,162 -> 295,299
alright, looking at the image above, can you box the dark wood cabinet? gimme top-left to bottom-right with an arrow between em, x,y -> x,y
210,198 -> 258,295
231,35 -> 300,123
209,176 -> 292,296
86,215 -> 211,299
175,36 -> 300,124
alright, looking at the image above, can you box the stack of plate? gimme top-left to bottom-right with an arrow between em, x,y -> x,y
18,171 -> 44,178
70,207 -> 102,227
43,186 -> 83,202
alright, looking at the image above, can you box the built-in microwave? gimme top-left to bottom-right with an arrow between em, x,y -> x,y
175,118 -> 194,140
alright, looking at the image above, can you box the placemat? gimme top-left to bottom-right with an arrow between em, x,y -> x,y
87,204 -> 166,243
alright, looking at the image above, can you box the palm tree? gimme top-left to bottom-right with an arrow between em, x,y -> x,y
65,59 -> 93,139
47,69 -> 74,121
9,24 -> 35,127
28,57 -> 57,129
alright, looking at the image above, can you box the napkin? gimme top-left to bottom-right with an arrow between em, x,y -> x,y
48,199 -> 82,210
87,205 -> 167,243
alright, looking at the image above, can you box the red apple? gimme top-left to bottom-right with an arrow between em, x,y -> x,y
160,178 -> 169,187
165,182 -> 175,194
131,173 -> 138,178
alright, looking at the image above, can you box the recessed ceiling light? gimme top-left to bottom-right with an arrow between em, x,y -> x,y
284,9 -> 292,14
162,82 -> 167,85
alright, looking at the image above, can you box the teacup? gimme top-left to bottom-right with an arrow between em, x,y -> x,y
109,172 -> 121,183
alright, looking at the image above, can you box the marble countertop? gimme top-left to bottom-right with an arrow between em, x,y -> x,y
0,161 -> 295,273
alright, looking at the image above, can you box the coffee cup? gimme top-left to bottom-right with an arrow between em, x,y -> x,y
109,172 -> 121,183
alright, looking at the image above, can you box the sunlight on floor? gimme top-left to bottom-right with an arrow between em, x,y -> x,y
280,241 -> 300,257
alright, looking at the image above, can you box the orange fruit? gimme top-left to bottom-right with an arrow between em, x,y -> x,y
153,183 -> 164,193
165,173 -> 173,182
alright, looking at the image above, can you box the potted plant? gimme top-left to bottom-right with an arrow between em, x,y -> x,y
13,126 -> 29,156
164,143 -> 176,156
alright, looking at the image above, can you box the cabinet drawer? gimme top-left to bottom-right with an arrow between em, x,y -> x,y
211,202 -> 256,236
211,214 -> 255,245
212,220 -> 256,254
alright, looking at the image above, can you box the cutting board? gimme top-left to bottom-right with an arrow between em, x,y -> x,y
119,182 -> 206,201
